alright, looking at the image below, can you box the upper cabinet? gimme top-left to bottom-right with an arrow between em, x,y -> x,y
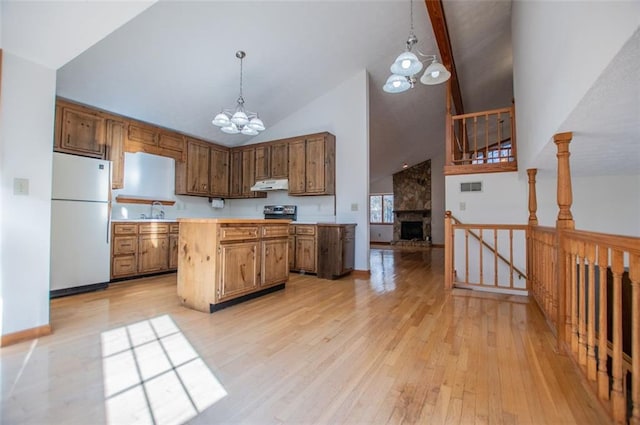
125,120 -> 184,162
56,103 -> 106,158
209,145 -> 230,198
255,145 -> 270,181
288,132 -> 335,196
106,119 -> 126,190
270,142 -> 289,179
227,147 -> 267,199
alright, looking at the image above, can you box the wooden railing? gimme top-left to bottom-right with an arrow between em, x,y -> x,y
444,213 -> 528,294
444,100 -> 518,175
445,132 -> 640,423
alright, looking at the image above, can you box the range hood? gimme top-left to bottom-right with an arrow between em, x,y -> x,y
250,179 -> 289,191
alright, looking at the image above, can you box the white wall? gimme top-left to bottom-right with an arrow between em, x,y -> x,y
0,52 -> 56,335
230,70 -> 371,271
512,1 -> 640,170
534,171 -> 640,237
112,152 -> 218,220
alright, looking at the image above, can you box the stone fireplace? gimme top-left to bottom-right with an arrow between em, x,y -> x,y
392,160 -> 431,246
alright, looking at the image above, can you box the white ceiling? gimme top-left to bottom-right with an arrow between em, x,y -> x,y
55,0 -> 514,184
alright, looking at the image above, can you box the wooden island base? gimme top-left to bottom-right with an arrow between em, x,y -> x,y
177,218 -> 290,313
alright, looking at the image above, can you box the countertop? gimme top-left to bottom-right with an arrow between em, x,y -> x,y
177,218 -> 292,224
112,219 -> 177,223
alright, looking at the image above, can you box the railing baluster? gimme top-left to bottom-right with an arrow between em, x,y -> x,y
463,118 -> 467,160
586,243 -> 597,382
465,229 -> 469,283
494,230 -> 498,286
630,253 -> 640,425
509,229 -> 514,288
497,112 -> 502,161
479,228 -> 484,285
597,246 -> 610,401
473,116 -> 478,163
611,249 -> 626,423
485,114 -> 489,163
570,244 -> 579,356
578,242 -> 588,370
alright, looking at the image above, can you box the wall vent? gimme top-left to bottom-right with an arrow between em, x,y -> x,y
460,181 -> 482,192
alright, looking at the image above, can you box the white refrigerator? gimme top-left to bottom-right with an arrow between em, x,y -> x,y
50,152 -> 111,294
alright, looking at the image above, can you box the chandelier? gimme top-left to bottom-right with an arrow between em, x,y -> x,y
212,51 -> 265,136
383,0 -> 451,93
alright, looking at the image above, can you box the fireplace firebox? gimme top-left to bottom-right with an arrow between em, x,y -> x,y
400,221 -> 424,241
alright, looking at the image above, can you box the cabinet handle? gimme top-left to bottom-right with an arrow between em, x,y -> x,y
66,135 -> 70,144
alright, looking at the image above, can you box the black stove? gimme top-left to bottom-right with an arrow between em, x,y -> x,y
263,205 -> 297,221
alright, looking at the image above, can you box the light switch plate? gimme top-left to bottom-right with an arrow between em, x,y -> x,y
350,203 -> 358,211
13,178 -> 29,195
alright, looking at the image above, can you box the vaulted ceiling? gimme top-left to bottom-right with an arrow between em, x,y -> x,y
54,1 -> 514,185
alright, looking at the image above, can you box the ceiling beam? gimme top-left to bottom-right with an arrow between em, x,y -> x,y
424,0 -> 464,115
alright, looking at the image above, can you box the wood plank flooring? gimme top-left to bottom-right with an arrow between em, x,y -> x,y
1,247 -> 610,424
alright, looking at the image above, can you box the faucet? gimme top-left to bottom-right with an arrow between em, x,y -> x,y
150,201 -> 165,220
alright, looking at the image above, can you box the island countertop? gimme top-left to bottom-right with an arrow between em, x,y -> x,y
177,218 -> 292,224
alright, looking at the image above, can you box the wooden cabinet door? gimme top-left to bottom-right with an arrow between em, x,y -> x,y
262,239 -> 289,287
186,142 -> 210,195
106,119 -> 126,189
241,148 -> 256,196
288,235 -> 296,270
138,234 -> 169,273
169,234 -> 179,270
305,136 -> 326,194
158,132 -> 185,160
288,140 -> 306,195
209,146 -> 230,197
295,235 -> 316,273
219,241 -> 260,301
61,108 -> 106,158
127,122 -> 157,147
229,150 -> 243,197
255,146 -> 270,181
270,142 -> 289,179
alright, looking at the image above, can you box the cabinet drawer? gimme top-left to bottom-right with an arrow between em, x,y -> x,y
113,223 -> 138,235
113,236 -> 137,255
219,225 -> 259,242
169,224 -> 180,234
112,255 -> 137,277
139,223 -> 169,234
296,225 -> 316,236
262,225 -> 290,238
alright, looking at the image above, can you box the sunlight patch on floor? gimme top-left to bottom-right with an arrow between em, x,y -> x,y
101,314 -> 227,425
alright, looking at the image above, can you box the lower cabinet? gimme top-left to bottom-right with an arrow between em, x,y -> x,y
111,221 -> 178,280
218,241 -> 260,301
262,238 -> 289,287
317,224 -> 356,280
177,220 -> 290,313
289,224 -> 317,273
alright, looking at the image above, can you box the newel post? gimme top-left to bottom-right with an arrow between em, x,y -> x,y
526,168 -> 538,292
527,168 -> 538,226
554,132 -> 574,352
444,211 -> 453,289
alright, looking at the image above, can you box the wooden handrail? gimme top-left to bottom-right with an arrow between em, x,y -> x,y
451,107 -> 513,120
449,213 -> 527,279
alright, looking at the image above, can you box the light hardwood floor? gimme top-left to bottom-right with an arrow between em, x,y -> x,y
1,247 -> 610,424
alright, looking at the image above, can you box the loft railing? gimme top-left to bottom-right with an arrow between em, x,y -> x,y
444,102 -> 518,175
444,132 -> 639,423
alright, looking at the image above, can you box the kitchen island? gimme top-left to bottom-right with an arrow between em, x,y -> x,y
177,218 -> 290,313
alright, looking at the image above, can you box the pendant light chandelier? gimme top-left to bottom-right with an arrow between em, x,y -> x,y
383,0 -> 451,93
212,51 -> 265,136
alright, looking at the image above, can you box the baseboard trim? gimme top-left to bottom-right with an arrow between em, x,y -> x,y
431,243 -> 444,248
1,324 -> 52,347
351,269 -> 371,278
